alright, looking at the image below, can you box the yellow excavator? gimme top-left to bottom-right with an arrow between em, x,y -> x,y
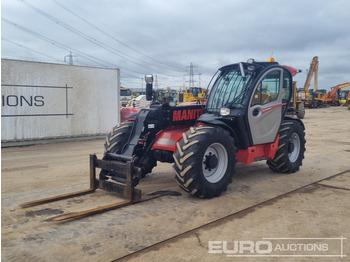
298,56 -> 323,108
177,87 -> 207,104
346,92 -> 350,110
289,56 -> 318,119
342,91 -> 350,110
338,89 -> 350,105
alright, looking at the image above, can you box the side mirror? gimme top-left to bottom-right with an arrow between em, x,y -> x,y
287,107 -> 295,113
145,74 -> 153,101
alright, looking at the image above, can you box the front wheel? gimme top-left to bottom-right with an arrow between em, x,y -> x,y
267,120 -> 306,173
173,126 -> 237,198
100,121 -> 133,181
104,121 -> 134,154
101,121 -> 156,181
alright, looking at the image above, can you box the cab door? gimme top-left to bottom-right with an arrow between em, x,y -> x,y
248,68 -> 284,145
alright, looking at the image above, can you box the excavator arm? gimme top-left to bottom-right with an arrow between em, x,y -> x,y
303,56 -> 319,93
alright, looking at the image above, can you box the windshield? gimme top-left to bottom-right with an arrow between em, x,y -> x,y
120,89 -> 131,96
206,66 -> 254,112
189,87 -> 202,97
338,90 -> 348,99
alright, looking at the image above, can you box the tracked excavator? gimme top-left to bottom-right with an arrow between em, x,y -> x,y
323,82 -> 350,106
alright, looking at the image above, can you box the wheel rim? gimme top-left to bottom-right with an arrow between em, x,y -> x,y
202,143 -> 228,183
288,132 -> 300,163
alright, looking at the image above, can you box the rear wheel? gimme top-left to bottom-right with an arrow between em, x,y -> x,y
267,120 -> 306,173
173,126 -> 236,198
296,102 -> 305,119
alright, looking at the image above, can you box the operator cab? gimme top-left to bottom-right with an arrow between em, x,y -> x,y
199,58 -> 294,148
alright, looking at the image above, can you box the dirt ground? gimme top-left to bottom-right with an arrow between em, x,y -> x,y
1,106 -> 350,261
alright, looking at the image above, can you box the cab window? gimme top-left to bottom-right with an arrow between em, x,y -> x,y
251,70 -> 281,106
282,70 -> 292,103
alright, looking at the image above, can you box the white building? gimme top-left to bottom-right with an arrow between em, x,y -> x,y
1,59 -> 120,146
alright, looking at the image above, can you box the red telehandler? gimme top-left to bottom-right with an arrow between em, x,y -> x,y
22,58 -> 306,221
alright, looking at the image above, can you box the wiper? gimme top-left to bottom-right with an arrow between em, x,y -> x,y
223,91 -> 247,108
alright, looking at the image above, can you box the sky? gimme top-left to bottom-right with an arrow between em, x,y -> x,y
1,0 -> 350,91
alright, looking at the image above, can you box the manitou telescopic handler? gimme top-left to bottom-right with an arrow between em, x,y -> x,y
22,58 -> 306,220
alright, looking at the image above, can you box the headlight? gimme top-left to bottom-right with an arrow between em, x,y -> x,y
220,108 -> 230,116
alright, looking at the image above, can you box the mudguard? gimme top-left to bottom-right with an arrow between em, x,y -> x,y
151,125 -> 193,152
284,115 -> 305,130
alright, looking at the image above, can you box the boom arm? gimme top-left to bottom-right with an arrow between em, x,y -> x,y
303,56 -> 319,93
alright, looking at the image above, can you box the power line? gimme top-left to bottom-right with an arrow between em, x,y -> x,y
54,0 -> 185,72
19,1 -> 146,69
2,17 -> 110,67
1,17 -> 183,88
2,37 -> 59,62
20,0 -> 183,77
2,17 -> 142,79
3,18 -> 182,88
3,1 -> 188,88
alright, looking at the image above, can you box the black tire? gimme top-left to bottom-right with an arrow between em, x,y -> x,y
104,121 -> 134,153
267,121 -> 306,173
100,121 -> 133,180
308,100 -> 316,109
296,102 -> 305,119
318,100 -> 326,108
173,126 -> 236,198
103,121 -> 156,178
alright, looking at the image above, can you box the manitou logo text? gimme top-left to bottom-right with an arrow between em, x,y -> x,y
172,108 -> 204,122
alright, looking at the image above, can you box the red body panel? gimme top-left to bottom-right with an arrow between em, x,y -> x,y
152,126 -> 192,152
236,135 -> 279,164
282,65 -> 299,77
152,124 -> 280,165
120,107 -> 138,122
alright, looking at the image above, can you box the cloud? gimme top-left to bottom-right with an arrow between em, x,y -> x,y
2,0 -> 350,90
